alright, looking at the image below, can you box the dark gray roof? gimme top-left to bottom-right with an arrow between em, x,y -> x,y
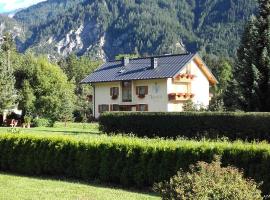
81,53 -> 197,83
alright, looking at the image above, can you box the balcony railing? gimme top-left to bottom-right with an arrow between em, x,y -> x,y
168,93 -> 195,101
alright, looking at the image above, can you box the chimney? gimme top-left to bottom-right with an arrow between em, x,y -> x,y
122,57 -> 129,67
151,57 -> 158,69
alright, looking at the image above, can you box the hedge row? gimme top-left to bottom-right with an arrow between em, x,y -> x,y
0,134 -> 270,194
99,112 -> 270,141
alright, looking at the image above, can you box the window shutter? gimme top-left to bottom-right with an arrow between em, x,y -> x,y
98,105 -> 101,113
145,86 -> 148,95
116,87 -> 119,96
110,105 -> 113,111
145,104 -> 148,111
136,87 -> 139,95
136,105 -> 139,111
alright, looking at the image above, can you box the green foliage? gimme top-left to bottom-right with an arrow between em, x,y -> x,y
16,54 -> 75,121
23,115 -> 32,124
0,34 -> 17,112
58,54 -> 102,122
203,55 -> 233,111
19,80 -> 36,114
234,0 -> 270,111
58,54 -> 102,90
32,118 -> 52,127
99,112 -> 270,141
12,0 -> 257,58
154,157 -> 263,200
182,100 -> 199,111
234,16 -> 260,111
0,134 -> 270,194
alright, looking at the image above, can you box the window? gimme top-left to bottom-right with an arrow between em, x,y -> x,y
136,86 -> 148,98
110,104 -> 120,111
136,104 -> 148,111
98,104 -> 109,113
122,81 -> 132,102
119,105 -> 132,111
110,87 -> 119,99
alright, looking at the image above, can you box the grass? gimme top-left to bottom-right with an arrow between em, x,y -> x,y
0,173 -> 159,200
0,123 -> 100,139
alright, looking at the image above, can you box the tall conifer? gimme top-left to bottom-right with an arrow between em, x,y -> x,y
235,0 -> 270,111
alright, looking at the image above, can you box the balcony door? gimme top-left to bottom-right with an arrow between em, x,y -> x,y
122,81 -> 132,102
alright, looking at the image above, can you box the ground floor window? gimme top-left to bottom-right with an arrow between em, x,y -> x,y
98,104 -> 109,113
136,104 -> 148,111
119,105 -> 133,111
110,104 -> 120,111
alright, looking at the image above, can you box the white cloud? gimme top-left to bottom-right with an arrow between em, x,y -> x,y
0,0 -> 46,12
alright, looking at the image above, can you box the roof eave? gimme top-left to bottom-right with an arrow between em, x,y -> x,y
193,53 -> 218,86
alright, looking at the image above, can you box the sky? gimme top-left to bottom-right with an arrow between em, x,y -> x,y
0,0 -> 46,13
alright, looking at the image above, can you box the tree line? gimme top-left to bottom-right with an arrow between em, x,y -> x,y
0,34 -> 102,124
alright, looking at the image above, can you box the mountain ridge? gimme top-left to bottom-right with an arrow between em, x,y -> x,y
0,0 -> 257,60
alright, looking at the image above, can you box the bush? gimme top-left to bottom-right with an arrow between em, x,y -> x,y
32,118 -> 52,127
0,134 -> 270,194
99,112 -> 270,141
154,157 -> 263,200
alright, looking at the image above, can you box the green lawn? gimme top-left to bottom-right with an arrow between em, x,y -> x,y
0,123 -> 100,138
0,173 -> 159,200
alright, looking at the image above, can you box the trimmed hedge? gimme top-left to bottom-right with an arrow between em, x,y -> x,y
0,134 -> 270,194
99,112 -> 270,141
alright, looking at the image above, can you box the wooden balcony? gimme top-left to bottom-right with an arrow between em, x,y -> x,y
173,74 -> 195,83
168,93 -> 195,101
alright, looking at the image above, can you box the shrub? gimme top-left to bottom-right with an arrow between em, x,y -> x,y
99,112 -> 270,141
154,157 -> 263,200
23,115 -> 32,124
32,118 -> 52,127
0,134 -> 270,194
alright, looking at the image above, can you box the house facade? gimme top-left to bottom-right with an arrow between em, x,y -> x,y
81,53 -> 217,118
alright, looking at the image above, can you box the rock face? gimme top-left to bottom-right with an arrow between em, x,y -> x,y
1,0 -> 257,60
0,15 -> 24,39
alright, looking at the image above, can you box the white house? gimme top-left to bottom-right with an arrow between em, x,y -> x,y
81,53 -> 218,118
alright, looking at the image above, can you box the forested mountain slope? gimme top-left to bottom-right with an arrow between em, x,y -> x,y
1,0 -> 257,59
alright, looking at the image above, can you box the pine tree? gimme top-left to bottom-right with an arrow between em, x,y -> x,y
235,0 -> 270,111
256,0 -> 270,111
234,15 -> 260,111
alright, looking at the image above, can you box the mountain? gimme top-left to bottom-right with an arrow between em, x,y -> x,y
0,15 -> 26,40
1,0 -> 257,60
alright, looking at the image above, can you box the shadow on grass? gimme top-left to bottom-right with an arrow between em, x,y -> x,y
0,171 -> 159,197
28,129 -> 100,135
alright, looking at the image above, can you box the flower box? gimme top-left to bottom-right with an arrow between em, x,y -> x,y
138,94 -> 145,98
112,95 -> 118,100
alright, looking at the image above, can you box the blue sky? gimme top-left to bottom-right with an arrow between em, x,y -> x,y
0,0 -> 46,13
